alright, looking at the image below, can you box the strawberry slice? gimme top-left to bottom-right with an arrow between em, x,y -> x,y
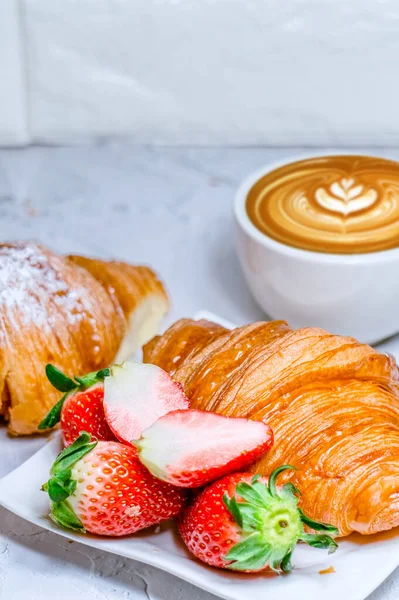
135,409 -> 274,488
103,361 -> 190,445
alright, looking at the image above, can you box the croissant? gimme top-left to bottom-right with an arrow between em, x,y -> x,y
0,242 -> 169,435
144,318 -> 399,537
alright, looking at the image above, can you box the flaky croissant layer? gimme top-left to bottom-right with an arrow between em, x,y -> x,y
144,318 -> 399,537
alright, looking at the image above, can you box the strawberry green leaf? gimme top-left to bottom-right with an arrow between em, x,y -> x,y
281,550 -> 293,573
225,533 -> 268,562
46,477 -> 76,503
51,432 -> 97,475
54,468 -> 73,484
223,494 -> 243,528
227,544 -> 272,571
46,364 -> 77,393
298,508 -> 339,535
251,474 -> 262,484
268,464 -> 296,497
96,368 -> 110,380
250,479 -> 272,504
301,533 -> 338,554
270,549 -> 290,573
38,392 -> 69,430
282,482 -> 301,498
225,532 -> 268,563
49,500 -> 85,533
235,482 -> 265,507
235,503 -> 263,532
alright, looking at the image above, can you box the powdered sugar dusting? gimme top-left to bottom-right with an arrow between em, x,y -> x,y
0,243 -> 90,332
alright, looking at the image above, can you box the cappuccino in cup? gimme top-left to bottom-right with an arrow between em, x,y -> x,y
246,155 -> 399,254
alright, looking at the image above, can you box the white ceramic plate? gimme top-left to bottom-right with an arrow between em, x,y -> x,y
1,310 -> 399,600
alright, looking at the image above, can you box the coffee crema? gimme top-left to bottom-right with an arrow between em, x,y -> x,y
246,155 -> 399,254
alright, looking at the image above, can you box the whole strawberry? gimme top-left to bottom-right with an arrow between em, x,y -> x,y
42,432 -> 187,536
38,365 -> 115,446
178,466 -> 338,573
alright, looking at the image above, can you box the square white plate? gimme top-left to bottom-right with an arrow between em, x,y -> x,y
1,310 -> 399,600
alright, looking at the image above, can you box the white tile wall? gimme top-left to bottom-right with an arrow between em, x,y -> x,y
2,0 -> 399,145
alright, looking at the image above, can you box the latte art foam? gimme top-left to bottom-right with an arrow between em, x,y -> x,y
246,155 -> 399,254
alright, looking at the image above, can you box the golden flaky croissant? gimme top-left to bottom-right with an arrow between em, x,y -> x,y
144,318 -> 399,537
0,242 -> 169,435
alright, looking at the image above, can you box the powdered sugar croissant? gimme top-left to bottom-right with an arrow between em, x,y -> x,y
0,242 -> 169,435
144,318 -> 399,537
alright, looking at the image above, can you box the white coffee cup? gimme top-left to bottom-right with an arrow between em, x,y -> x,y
234,153 -> 399,344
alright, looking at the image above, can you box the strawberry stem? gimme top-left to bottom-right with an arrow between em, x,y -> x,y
223,466 -> 338,572
74,368 -> 110,390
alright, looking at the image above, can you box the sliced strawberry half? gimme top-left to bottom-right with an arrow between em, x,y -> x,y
103,361 -> 190,445
135,409 -> 274,488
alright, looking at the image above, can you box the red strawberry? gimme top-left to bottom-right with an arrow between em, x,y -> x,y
135,409 -> 273,488
60,385 -> 115,447
42,432 -> 187,536
103,362 -> 190,445
39,365 -> 116,446
178,466 -> 338,573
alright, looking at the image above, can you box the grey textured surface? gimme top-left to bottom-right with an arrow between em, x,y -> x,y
1,144 -> 399,599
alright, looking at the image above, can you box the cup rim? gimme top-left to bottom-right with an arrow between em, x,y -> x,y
234,150 -> 399,264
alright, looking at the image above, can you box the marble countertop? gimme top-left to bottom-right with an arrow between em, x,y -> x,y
1,144 -> 399,600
